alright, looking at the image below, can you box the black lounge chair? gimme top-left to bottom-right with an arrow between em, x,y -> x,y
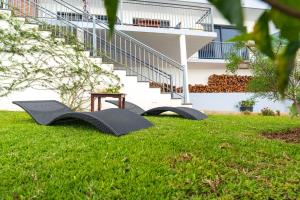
106,100 -> 208,120
13,100 -> 153,136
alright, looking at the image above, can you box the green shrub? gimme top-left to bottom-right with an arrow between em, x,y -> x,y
289,105 -> 298,117
238,99 -> 256,107
242,111 -> 251,115
261,107 -> 276,116
276,110 -> 281,116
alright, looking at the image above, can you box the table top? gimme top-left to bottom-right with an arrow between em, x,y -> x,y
91,93 -> 126,97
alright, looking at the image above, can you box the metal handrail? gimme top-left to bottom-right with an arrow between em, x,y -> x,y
122,0 -> 213,31
55,0 -> 183,68
197,41 -> 250,60
36,2 -> 172,79
48,0 -> 185,98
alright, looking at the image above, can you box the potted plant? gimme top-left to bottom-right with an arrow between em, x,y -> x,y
238,99 -> 255,112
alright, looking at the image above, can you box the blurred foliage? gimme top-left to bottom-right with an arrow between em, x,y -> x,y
208,0 -> 300,96
238,99 -> 256,107
226,37 -> 300,116
261,108 -> 276,116
0,13 -> 120,111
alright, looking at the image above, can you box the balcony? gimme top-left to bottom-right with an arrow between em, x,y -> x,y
196,41 -> 249,60
84,0 -> 214,32
121,0 -> 213,31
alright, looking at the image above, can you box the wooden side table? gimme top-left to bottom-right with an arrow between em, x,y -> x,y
91,93 -> 126,112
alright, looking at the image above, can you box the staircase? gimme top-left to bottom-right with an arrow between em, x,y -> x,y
1,0 -> 189,109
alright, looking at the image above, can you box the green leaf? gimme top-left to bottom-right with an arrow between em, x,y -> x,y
277,41 -> 300,96
251,11 -> 274,59
230,11 -> 274,59
229,33 -> 253,42
269,1 -> 300,41
208,0 -> 245,32
104,0 -> 119,35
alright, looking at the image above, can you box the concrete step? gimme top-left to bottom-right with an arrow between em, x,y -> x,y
22,23 -> 39,31
89,57 -> 103,66
0,19 -> 9,29
83,50 -> 91,57
38,31 -> 52,39
0,9 -> 11,17
100,63 -> 114,71
15,17 -> 25,24
54,38 -> 65,43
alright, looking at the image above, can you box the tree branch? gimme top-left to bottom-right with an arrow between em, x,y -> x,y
262,0 -> 300,19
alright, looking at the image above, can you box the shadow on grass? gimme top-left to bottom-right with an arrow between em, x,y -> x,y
53,120 -> 103,132
16,115 -> 187,137
18,118 -> 102,133
145,115 -> 185,120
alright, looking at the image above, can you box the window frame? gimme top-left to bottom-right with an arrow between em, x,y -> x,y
214,25 -> 241,42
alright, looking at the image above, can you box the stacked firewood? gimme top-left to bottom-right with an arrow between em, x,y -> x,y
150,82 -> 173,92
189,74 -> 252,93
149,82 -> 183,93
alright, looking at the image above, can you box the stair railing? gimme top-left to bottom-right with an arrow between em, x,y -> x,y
5,0 -> 188,101
54,0 -> 186,99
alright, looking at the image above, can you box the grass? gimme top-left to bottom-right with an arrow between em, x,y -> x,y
0,111 -> 300,199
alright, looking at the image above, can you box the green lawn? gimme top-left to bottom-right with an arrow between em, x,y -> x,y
0,111 -> 299,199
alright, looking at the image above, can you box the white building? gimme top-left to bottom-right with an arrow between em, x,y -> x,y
0,0 -> 290,112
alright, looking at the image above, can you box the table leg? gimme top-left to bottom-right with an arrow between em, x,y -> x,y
91,95 -> 94,112
122,97 -> 125,109
98,97 -> 101,111
118,97 -> 122,109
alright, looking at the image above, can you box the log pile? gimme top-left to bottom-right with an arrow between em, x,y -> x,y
189,74 -> 252,93
150,82 -> 183,93
150,82 -> 172,92
149,82 -> 182,93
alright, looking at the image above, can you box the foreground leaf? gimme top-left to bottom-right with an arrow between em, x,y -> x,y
229,11 -> 274,59
252,11 -> 274,59
208,0 -> 245,31
269,0 -> 300,41
104,0 -> 119,35
277,41 -> 300,95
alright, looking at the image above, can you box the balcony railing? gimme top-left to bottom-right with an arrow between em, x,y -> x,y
0,0 -> 9,9
79,0 -> 214,32
196,41 -> 249,60
121,0 -> 213,31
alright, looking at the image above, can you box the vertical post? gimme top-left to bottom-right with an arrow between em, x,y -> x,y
210,8 -> 214,32
169,75 -> 174,98
28,0 -> 31,16
92,15 -> 97,57
97,97 -> 101,111
1,0 -> 5,9
91,94 -> 94,112
119,0 -> 123,24
179,34 -> 190,104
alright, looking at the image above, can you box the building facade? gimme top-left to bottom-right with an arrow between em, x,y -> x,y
1,0 -> 284,112
43,0 -> 266,88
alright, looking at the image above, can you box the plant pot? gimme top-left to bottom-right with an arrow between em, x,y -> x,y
240,106 -> 253,112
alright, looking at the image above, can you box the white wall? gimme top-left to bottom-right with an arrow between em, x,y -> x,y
191,93 -> 292,113
187,62 -> 251,85
178,0 -> 268,10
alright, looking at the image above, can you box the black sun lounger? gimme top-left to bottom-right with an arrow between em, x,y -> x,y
105,100 -> 208,120
13,100 -> 153,136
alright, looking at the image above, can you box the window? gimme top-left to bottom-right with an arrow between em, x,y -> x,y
133,18 -> 170,28
214,25 -> 240,42
198,25 -> 248,59
57,12 -> 109,23
95,15 -> 108,23
57,12 -> 83,21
